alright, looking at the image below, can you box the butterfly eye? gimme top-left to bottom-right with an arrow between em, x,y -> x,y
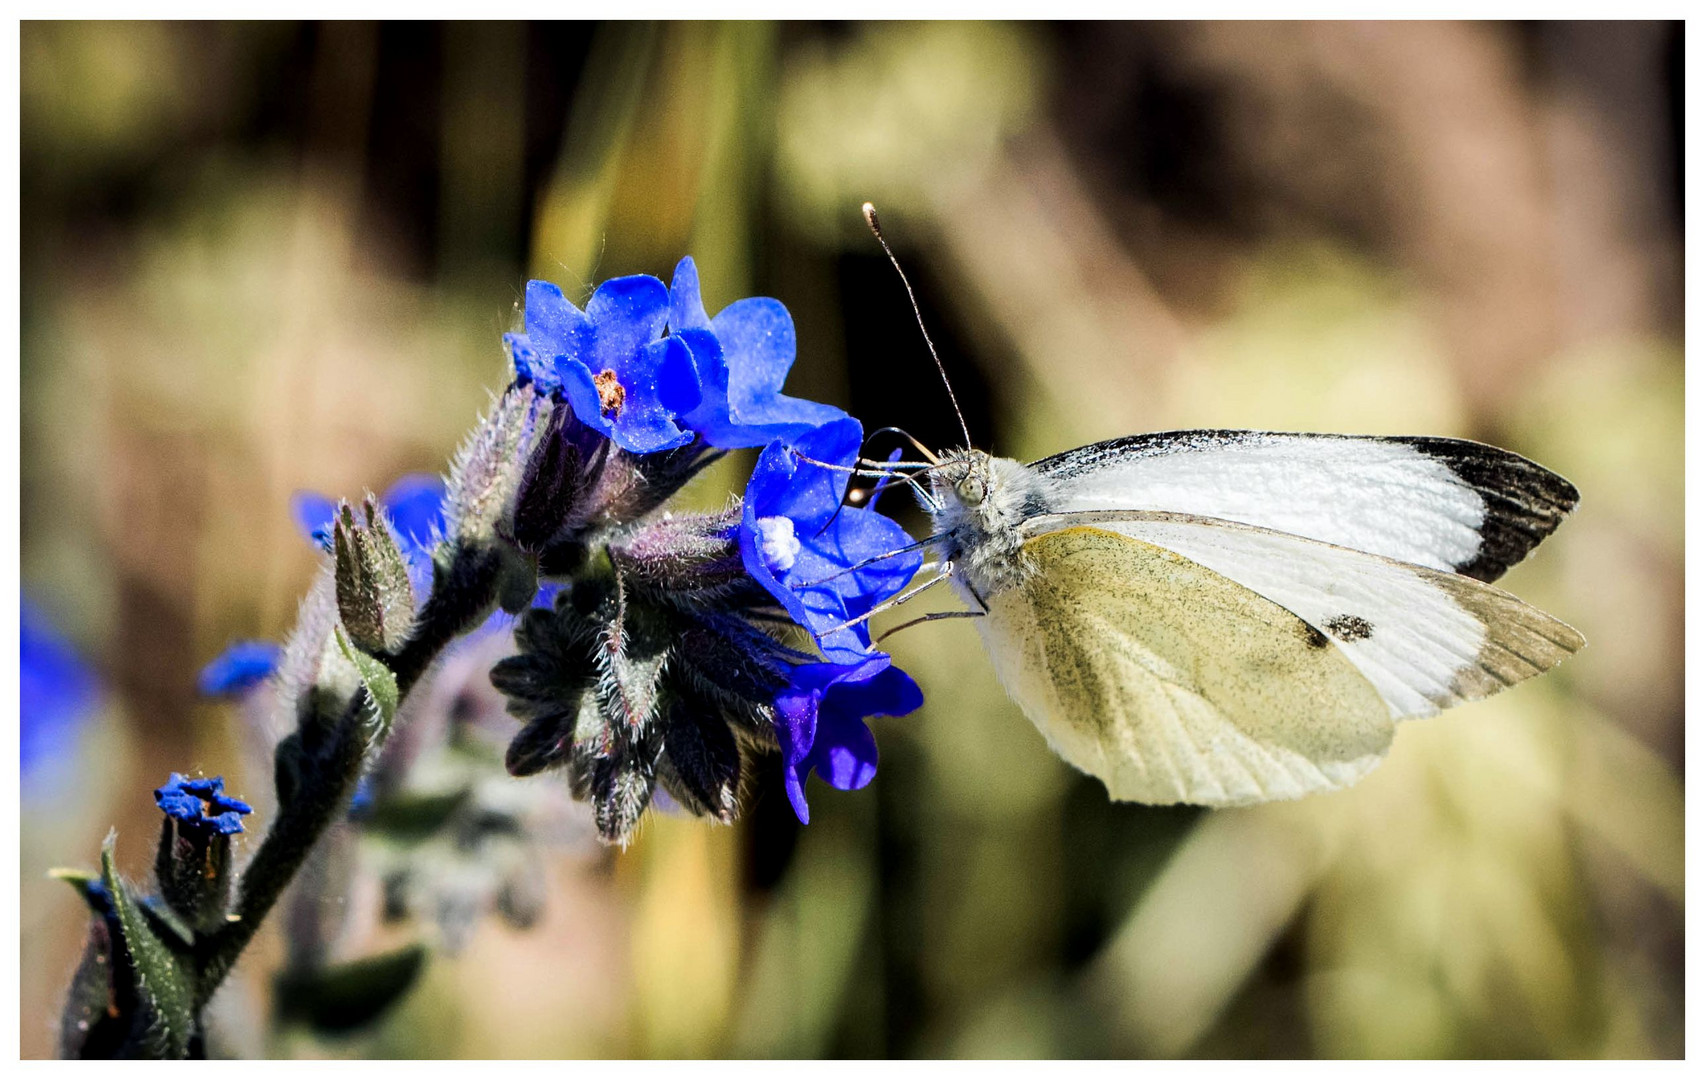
956,474 -> 987,506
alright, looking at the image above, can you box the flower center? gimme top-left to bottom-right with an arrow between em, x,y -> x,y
753,515 -> 801,574
593,369 -> 625,417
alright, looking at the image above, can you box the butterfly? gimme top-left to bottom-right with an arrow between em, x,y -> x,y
852,204 -> 1583,807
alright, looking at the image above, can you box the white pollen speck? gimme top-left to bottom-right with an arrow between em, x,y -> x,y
754,516 -> 801,574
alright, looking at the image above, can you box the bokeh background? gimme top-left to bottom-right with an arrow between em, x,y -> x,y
20,21 -> 1683,1059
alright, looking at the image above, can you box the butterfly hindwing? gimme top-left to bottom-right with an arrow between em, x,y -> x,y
977,526 -> 1395,806
1029,430 -> 1578,582
1021,511 -> 1585,723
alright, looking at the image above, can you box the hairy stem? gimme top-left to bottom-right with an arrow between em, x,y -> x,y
192,541 -> 506,1007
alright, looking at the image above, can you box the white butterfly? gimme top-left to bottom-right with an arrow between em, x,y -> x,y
917,431 -> 1581,807
853,204 -> 1583,808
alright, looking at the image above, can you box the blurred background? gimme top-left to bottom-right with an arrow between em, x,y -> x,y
20,21 -> 1683,1059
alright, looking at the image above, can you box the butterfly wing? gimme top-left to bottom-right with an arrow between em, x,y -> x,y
1015,510 -> 1585,724
1030,431 -> 1578,582
977,525 -> 1396,806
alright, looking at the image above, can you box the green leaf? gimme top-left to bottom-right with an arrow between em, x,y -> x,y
336,627 -> 399,736
275,943 -> 429,1035
100,833 -> 196,1059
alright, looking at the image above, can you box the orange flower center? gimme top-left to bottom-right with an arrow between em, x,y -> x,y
594,369 -> 625,418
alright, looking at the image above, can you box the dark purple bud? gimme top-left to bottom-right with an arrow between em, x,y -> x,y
658,702 -> 741,823
504,711 -> 577,777
590,729 -> 661,845
512,402 -> 610,554
610,511 -> 750,609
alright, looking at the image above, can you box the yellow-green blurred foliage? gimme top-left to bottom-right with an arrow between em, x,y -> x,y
21,21 -> 1682,1059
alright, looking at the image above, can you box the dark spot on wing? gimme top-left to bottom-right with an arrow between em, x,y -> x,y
1397,437 -> 1579,582
1324,614 -> 1373,642
1301,624 -> 1330,649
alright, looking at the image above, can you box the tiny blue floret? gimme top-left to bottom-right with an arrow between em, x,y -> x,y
155,773 -> 254,835
21,600 -> 99,792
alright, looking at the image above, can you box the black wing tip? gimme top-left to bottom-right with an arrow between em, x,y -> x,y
1029,429 -> 1579,583
1399,437 -> 1579,582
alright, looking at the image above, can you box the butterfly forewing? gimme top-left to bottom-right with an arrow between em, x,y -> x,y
1029,431 -> 1578,583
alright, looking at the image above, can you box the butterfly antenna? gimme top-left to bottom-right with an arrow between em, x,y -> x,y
863,203 -> 973,451
864,426 -> 941,466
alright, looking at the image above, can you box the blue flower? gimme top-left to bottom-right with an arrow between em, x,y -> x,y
740,418 -> 922,662
197,640 -> 281,697
154,773 -> 253,835
773,653 -> 923,823
21,600 -> 99,793
667,257 -> 846,448
506,276 -> 701,454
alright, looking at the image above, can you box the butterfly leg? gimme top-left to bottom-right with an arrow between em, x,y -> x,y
872,608 -> 985,646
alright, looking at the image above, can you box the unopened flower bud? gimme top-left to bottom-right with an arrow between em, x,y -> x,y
333,499 -> 417,655
511,400 -> 610,554
444,384 -> 538,548
152,772 -> 252,933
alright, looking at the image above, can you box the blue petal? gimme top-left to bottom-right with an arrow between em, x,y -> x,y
668,257 -> 713,332
197,640 -> 281,697
867,448 -> 905,509
715,298 -> 796,404
557,331 -> 696,455
381,474 -> 446,550
830,661 -> 923,721
211,792 -> 254,815
157,791 -> 203,822
650,334 -> 704,418
180,775 -> 222,798
586,274 -> 669,379
525,280 -> 594,360
747,419 -> 862,528
557,358 -> 620,444
291,491 -> 338,548
612,348 -> 697,453
770,656 -> 920,821
812,714 -> 878,792
506,332 -> 560,393
710,298 -> 846,445
208,812 -> 248,835
741,421 -> 923,660
783,765 -> 811,824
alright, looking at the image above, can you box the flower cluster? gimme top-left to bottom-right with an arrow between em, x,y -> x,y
197,257 -> 925,846
487,259 -> 924,840
53,255 -> 931,1060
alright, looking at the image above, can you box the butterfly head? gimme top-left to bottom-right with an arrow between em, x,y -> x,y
936,449 -> 992,507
